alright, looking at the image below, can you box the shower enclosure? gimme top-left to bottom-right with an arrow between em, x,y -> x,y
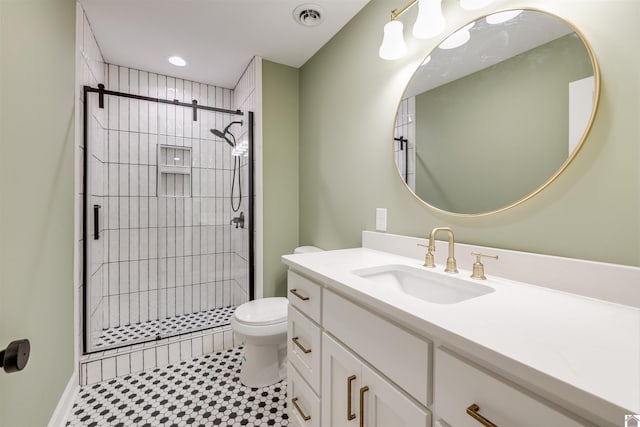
82,80 -> 254,354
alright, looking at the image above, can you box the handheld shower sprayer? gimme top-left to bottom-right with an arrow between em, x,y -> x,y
209,120 -> 245,213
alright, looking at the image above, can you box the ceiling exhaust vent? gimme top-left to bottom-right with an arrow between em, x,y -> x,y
294,4 -> 324,27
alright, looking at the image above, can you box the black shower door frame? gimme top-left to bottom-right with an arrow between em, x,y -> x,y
82,85 -> 254,354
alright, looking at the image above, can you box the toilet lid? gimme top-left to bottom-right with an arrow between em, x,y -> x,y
234,297 -> 288,326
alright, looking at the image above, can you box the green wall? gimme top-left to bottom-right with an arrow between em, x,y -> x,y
262,60 -> 300,297
299,0 -> 640,266
0,0 -> 76,425
414,33 -> 593,214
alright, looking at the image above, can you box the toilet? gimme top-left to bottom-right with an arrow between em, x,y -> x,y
231,245 -> 323,388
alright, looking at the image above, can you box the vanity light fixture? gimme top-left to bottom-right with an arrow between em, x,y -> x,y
459,0 -> 494,10
486,9 -> 523,24
168,56 -> 186,67
379,20 -> 407,60
439,22 -> 474,49
379,0 -> 445,60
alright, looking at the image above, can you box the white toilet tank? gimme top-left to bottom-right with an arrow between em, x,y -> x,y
294,246 -> 323,254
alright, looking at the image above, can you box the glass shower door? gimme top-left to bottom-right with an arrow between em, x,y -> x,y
83,84 -> 251,354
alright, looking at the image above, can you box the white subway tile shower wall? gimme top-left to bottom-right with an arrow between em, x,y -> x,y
394,97 -> 416,191
230,58 -> 257,306
82,63 -> 247,352
78,7 -> 108,348
89,65 -> 239,344
79,8 -> 256,360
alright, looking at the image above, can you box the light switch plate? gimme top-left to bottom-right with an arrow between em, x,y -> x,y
375,208 -> 387,231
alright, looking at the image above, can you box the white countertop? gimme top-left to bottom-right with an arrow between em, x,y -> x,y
282,247 -> 640,423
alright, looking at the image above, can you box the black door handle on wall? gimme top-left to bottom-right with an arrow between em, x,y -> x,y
1,339 -> 30,373
93,204 -> 101,240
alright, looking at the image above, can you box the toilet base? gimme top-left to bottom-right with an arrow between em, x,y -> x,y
240,340 -> 287,388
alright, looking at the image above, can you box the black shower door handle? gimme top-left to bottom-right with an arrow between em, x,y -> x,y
93,204 -> 101,240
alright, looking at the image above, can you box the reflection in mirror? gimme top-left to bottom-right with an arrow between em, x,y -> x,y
394,9 -> 598,215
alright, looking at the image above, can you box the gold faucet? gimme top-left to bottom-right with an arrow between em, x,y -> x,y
470,252 -> 499,280
428,227 -> 458,273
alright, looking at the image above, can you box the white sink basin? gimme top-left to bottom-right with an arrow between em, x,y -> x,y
353,264 -> 495,304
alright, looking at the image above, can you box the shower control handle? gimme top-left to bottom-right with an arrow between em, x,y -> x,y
230,211 -> 245,229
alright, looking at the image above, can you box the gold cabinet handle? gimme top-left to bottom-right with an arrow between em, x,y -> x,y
290,289 -> 310,301
292,336 -> 312,354
292,397 -> 311,421
359,386 -> 369,427
347,375 -> 357,421
466,403 -> 498,427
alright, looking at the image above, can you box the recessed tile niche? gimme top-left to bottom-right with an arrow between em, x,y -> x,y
157,145 -> 192,197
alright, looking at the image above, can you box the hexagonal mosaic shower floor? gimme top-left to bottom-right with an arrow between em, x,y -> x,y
65,346 -> 289,426
95,307 -> 237,349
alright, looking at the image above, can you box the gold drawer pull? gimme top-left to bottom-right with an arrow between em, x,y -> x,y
292,396 -> 311,421
292,336 -> 312,354
290,289 -> 310,301
359,386 -> 369,427
466,403 -> 498,427
347,375 -> 357,421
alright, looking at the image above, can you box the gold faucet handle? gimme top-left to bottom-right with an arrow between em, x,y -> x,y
470,252 -> 499,280
417,243 -> 436,268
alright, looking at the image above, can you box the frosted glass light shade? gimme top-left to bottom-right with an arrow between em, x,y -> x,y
439,22 -> 474,49
459,0 -> 494,10
486,10 -> 523,24
379,20 -> 407,60
413,0 -> 446,39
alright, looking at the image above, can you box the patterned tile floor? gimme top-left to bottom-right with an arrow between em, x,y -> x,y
66,346 -> 289,427
95,307 -> 237,349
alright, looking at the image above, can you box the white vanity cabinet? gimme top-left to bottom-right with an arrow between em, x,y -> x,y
434,348 -> 587,427
287,267 -> 599,427
322,333 -> 430,427
288,362 -> 321,427
287,271 -> 323,426
287,270 -> 431,427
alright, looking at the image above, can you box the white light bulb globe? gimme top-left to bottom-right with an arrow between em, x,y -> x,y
413,0 -> 446,39
379,20 -> 407,60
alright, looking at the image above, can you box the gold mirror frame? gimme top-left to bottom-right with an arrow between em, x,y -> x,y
393,7 -> 601,217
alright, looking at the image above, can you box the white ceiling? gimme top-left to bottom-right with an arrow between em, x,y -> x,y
81,0 -> 371,89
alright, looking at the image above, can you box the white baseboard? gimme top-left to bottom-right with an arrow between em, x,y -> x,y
48,371 -> 79,427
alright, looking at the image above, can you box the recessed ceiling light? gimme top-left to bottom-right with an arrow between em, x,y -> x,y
293,4 -> 324,27
168,56 -> 186,67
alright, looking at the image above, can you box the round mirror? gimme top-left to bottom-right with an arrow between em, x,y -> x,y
394,9 -> 599,216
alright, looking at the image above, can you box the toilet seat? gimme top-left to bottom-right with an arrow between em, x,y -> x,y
233,297 -> 288,326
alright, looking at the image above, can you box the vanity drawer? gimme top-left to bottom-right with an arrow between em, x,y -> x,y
288,363 -> 320,427
323,289 -> 432,406
288,305 -> 322,394
288,271 -> 322,323
434,348 -> 588,427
